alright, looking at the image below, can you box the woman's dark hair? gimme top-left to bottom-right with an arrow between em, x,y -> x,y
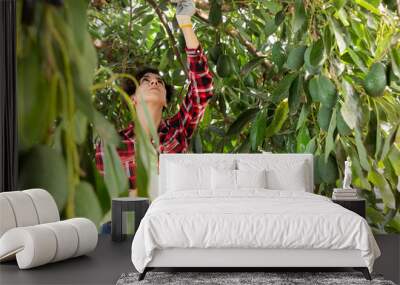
121,67 -> 173,104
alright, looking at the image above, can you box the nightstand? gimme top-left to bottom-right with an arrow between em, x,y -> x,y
332,198 -> 366,218
111,197 -> 150,242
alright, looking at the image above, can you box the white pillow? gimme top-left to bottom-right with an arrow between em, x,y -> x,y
167,162 -> 211,191
211,168 -> 236,190
266,166 -> 307,191
237,159 -> 308,191
211,169 -> 268,190
236,169 -> 267,188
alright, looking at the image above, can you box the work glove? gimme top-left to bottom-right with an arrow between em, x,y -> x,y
171,0 -> 196,26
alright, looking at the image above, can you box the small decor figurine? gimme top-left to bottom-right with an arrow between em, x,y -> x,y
342,157 -> 352,189
333,158 -> 358,199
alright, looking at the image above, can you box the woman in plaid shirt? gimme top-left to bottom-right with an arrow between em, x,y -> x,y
95,0 -> 213,194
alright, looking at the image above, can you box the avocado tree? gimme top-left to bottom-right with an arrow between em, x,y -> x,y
17,0 -> 400,233
89,0 -> 400,233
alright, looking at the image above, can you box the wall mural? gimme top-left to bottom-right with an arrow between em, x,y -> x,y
16,0 -> 400,233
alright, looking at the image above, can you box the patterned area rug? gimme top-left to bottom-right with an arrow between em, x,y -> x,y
116,271 -> 395,285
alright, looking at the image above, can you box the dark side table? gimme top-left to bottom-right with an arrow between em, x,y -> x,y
332,198 -> 366,218
112,197 -> 150,242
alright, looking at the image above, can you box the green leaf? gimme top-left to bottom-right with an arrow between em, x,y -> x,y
334,0 -> 347,9
289,74 -> 303,114
388,145 -> 400,176
103,143 -> 129,198
349,150 -> 371,190
325,108 -> 337,161
317,155 -> 339,184
74,111 -> 88,145
313,155 -> 323,185
18,145 -> 68,211
135,140 -> 150,198
90,159 -> 110,213
209,0 -> 223,27
355,129 -> 371,171
366,206 -> 385,225
373,106 -> 383,159
318,75 -> 337,108
296,104 -> 310,130
208,44 -> 222,64
274,10 -> 285,26
235,137 -> 251,153
264,19 -> 278,36
65,0 -> 90,51
17,48 -> 52,150
246,128 -> 256,153
265,100 -> 289,137
341,80 -> 361,129
250,110 -> 267,151
133,118 -> 158,198
304,46 -> 322,74
308,76 -> 320,102
309,75 -> 337,107
75,181 -> 103,227
271,42 -> 286,70
336,107 -> 352,136
296,126 -> 311,153
386,213 -> 400,232
93,111 -> 120,145
75,85 -> 120,146
328,17 -> 347,54
368,170 -> 396,209
217,55 -> 235,77
323,26 -> 333,54
159,49 -> 170,70
305,137 -> 317,153
336,8 -> 350,26
271,73 -> 298,103
75,31 -> 98,91
309,39 -> 325,67
374,128 -> 383,160
193,132 -> 203,153
286,45 -> 307,70
141,14 -> 154,26
380,126 -> 397,161
375,31 -> 394,61
354,0 -> 381,15
244,74 -> 256,87
226,108 -> 260,137
347,49 -> 367,73
249,21 -> 262,37
317,105 -> 333,132
390,48 -> 400,78
292,0 -> 306,33
265,1 -> 282,13
240,56 -> 266,76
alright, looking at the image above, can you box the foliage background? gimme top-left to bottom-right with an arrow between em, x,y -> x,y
17,0 -> 400,233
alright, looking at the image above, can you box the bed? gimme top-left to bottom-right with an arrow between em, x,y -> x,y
131,154 -> 381,281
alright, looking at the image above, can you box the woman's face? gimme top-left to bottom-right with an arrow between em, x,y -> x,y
133,72 -> 167,108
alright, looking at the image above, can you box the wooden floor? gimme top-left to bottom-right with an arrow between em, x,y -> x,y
0,234 -> 398,284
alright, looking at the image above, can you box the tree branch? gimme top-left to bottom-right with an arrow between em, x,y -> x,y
194,11 -> 272,71
397,0 -> 400,17
146,0 -> 188,76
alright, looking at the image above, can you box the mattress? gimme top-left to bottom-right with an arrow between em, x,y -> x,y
131,189 -> 381,273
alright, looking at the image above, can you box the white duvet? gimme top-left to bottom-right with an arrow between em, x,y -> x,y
131,189 -> 380,273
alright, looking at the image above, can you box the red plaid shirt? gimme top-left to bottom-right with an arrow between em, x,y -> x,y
95,46 -> 213,189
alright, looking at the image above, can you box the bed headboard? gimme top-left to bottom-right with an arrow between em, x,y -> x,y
157,153 -> 314,197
